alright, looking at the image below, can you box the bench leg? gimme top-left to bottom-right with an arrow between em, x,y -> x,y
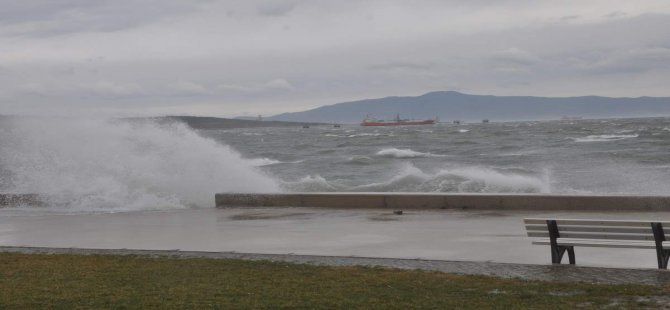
656,250 -> 670,269
567,247 -> 575,265
551,246 -> 575,265
550,245 -> 561,264
651,223 -> 669,269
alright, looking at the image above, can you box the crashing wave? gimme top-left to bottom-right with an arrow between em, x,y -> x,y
282,163 -> 551,193
375,148 -> 446,158
573,134 -> 638,142
281,175 -> 345,192
342,156 -> 375,165
0,117 -> 280,211
347,133 -> 387,138
248,157 -> 284,166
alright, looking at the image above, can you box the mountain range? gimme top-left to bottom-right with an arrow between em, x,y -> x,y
265,91 -> 670,123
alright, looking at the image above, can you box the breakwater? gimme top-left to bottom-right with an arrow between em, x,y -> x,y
4,192 -> 670,211
215,192 -> 670,211
0,194 -> 43,208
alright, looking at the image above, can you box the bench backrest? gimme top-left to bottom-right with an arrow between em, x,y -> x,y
524,218 -> 670,241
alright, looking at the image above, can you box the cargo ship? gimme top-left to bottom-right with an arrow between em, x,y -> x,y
360,114 -> 436,127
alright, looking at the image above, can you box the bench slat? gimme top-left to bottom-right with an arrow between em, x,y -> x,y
532,238 -> 658,249
524,218 -> 670,227
525,224 -> 654,234
527,231 -> 657,241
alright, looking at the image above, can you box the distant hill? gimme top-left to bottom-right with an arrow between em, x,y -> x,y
266,91 -> 670,123
164,116 -> 326,129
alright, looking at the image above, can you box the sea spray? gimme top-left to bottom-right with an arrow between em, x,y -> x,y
0,117 -> 280,211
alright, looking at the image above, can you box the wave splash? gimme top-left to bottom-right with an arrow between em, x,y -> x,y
573,134 -> 638,142
375,148 -> 446,158
282,163 -> 550,193
0,118 -> 279,211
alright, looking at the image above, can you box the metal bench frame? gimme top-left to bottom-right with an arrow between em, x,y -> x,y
524,218 -> 670,269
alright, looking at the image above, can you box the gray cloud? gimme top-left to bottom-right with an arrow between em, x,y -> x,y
219,79 -> 295,94
576,47 -> 670,74
369,61 -> 434,72
0,0 -> 199,37
560,15 -> 580,21
490,48 -> 539,68
605,11 -> 628,18
168,81 -> 211,97
1,1 -> 670,116
256,1 -> 300,16
16,81 -> 145,99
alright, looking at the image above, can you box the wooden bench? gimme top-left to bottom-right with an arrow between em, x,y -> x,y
524,218 -> 670,269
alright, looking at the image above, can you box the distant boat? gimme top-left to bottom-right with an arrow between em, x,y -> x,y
302,124 -> 310,128
360,114 -> 435,127
453,120 -> 461,125
333,124 -> 341,128
482,119 -> 489,123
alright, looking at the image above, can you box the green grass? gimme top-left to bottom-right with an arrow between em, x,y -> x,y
0,252 -> 667,309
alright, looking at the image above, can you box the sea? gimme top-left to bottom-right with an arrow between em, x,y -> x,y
1,116 -> 669,212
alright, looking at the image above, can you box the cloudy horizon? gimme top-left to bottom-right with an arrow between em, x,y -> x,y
1,0 -> 670,117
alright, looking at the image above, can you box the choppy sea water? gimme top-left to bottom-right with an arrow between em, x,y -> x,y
1,116 -> 669,212
209,117 -> 670,196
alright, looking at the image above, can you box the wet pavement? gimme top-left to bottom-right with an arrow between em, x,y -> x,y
2,207 -> 670,281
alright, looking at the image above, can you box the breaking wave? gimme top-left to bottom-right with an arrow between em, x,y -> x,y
247,158 -> 283,166
375,148 -> 446,158
342,156 -> 375,165
0,117 -> 280,211
282,163 -> 550,193
573,134 -> 638,142
347,133 -> 392,138
248,158 -> 301,166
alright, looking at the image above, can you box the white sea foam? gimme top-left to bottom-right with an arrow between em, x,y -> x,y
0,117 -> 279,211
573,134 -> 638,142
375,148 -> 445,158
458,129 -> 470,133
343,155 -> 375,165
354,163 -> 550,193
281,175 -> 344,192
248,157 -> 283,166
283,163 -> 550,193
348,133 -> 384,137
248,158 -> 303,166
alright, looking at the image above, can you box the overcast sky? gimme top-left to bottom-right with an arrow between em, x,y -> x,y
1,0 -> 670,117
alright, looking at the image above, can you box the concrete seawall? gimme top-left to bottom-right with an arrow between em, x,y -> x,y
215,192 -> 670,211
0,194 -> 43,208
